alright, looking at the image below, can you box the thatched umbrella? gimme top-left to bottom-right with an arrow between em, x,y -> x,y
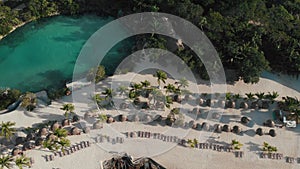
106,116 -> 114,123
241,116 -> 250,124
269,129 -> 276,137
256,128 -> 263,136
72,115 -> 80,122
232,125 -> 241,134
202,122 -> 210,131
15,137 -> 26,146
173,94 -> 182,103
46,133 -> 57,141
214,124 -> 222,133
118,114 -> 127,122
264,119 -> 275,127
38,127 -> 48,136
12,148 -> 21,156
226,100 -> 235,108
83,127 -> 91,134
222,125 -> 231,132
195,123 -> 202,131
26,133 -> 35,141
70,127 -> 81,135
62,119 -> 70,127
240,102 -> 248,109
198,98 -> 204,106
93,121 -> 103,129
144,115 -> 152,123
35,137 -> 43,146
51,122 -> 60,131
22,142 -> 35,151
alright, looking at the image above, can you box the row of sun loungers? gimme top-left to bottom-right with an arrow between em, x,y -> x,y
95,135 -> 124,144
45,141 -> 90,162
260,152 -> 283,160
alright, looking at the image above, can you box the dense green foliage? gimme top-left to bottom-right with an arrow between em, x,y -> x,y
0,89 -> 21,110
0,0 -> 299,83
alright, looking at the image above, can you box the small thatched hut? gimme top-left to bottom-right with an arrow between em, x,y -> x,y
241,116 -> 250,124
106,116 -> 114,123
12,148 -> 21,156
62,119 -> 70,127
264,119 -> 275,127
214,124 -> 222,133
202,122 -> 210,131
35,137 -> 43,146
232,125 -> 241,134
38,128 -> 48,136
50,122 -> 60,131
70,127 -> 81,135
256,128 -> 263,136
226,100 -> 235,108
222,125 -> 231,132
46,133 -> 57,141
26,133 -> 35,141
72,114 -> 80,122
118,114 -> 128,122
269,129 -> 276,137
198,98 -> 204,106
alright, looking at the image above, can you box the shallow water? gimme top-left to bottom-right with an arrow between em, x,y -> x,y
0,15 -> 129,92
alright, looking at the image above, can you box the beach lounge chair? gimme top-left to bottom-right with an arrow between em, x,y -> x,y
199,143 -> 203,149
239,151 -> 244,158
45,155 -> 49,162
49,155 -> 54,161
153,133 -> 157,139
120,137 -> 124,143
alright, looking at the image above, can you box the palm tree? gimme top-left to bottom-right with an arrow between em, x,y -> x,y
0,155 -> 13,169
102,88 -> 114,100
153,70 -> 167,88
21,92 -> 37,111
140,80 -> 151,88
0,121 -> 16,140
255,92 -> 265,100
164,84 -> 176,95
245,92 -> 255,101
57,138 -> 71,153
262,142 -> 277,153
15,155 -> 31,169
60,104 -> 75,118
42,139 -> 57,151
175,78 -> 189,88
265,91 -> 279,103
231,139 -> 243,150
53,128 -> 68,138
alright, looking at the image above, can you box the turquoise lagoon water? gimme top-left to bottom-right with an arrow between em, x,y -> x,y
0,15 -> 129,92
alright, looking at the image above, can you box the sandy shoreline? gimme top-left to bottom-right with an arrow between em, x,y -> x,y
1,72 -> 300,169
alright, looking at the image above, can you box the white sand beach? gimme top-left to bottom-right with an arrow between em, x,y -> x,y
1,72 -> 300,169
